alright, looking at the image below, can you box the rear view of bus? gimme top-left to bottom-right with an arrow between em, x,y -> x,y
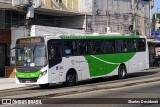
15,37 -> 48,87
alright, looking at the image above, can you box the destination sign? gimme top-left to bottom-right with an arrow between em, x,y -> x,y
17,37 -> 44,44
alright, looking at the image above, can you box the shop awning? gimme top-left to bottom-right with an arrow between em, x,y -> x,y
147,39 -> 160,44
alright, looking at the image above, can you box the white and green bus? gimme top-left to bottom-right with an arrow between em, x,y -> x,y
15,34 -> 149,88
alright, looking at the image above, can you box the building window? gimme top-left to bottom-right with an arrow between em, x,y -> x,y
56,0 -> 62,3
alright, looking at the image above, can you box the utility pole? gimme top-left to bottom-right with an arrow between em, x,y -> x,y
106,0 -> 110,33
140,7 -> 144,36
12,0 -> 41,36
26,0 -> 34,36
132,0 -> 135,35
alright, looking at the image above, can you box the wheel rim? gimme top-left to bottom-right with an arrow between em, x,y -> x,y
67,75 -> 74,83
119,66 -> 126,79
121,69 -> 126,77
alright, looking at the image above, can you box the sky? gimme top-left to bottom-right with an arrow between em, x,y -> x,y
151,0 -> 160,15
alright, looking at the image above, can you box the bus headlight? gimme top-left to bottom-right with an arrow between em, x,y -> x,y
39,70 -> 47,78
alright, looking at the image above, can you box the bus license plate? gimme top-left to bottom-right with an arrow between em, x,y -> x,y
25,80 -> 31,83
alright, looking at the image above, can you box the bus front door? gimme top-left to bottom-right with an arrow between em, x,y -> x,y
48,45 -> 62,83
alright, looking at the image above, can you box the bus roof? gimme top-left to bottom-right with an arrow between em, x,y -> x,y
20,34 -> 145,40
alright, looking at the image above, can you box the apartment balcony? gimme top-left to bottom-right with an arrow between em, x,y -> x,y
0,0 -> 11,3
0,0 -> 14,9
39,0 -> 92,16
0,0 -> 91,16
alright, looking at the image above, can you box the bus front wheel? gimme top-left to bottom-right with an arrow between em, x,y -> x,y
64,70 -> 77,86
118,65 -> 127,79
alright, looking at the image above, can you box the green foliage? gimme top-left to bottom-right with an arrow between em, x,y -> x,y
152,13 -> 160,21
152,13 -> 160,30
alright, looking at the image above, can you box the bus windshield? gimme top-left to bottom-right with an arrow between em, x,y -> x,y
16,44 -> 47,67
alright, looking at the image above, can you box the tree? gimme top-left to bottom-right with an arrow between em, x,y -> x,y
152,13 -> 160,30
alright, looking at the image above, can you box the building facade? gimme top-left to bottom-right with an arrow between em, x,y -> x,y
91,0 -> 154,36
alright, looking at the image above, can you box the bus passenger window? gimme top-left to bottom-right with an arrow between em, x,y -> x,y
127,39 -> 136,52
79,41 -> 89,55
63,41 -> 78,55
64,49 -> 71,55
92,40 -> 105,54
106,40 -> 115,53
115,40 -> 126,53
137,39 -> 146,52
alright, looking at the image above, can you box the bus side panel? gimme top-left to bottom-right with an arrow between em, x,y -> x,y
47,57 -> 81,84
128,53 -> 139,73
48,66 -> 60,83
59,56 -> 83,82
37,72 -> 49,84
84,53 -> 136,77
79,56 -> 90,80
138,52 -> 148,71
106,67 -> 118,76
128,52 -> 148,73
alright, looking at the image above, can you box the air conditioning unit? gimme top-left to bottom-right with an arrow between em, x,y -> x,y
32,0 -> 42,8
12,0 -> 29,7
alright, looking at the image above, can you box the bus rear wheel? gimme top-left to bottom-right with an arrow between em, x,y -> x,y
118,65 -> 127,79
64,71 -> 77,87
39,83 -> 50,88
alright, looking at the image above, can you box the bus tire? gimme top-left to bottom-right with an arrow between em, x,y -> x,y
118,65 -> 127,79
39,83 -> 50,88
64,70 -> 77,87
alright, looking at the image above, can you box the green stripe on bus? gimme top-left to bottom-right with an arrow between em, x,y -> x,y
84,52 -> 136,77
16,71 -> 41,78
59,35 -> 140,39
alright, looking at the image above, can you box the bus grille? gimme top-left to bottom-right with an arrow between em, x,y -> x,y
16,67 -> 41,72
18,78 -> 38,83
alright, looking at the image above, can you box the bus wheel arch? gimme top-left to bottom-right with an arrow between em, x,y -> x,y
118,64 -> 127,79
64,68 -> 77,86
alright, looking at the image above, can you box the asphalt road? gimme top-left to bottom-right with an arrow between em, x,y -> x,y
38,81 -> 160,107
0,68 -> 160,99
1,78 -> 160,107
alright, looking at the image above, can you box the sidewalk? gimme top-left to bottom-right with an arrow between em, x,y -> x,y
0,78 -> 25,90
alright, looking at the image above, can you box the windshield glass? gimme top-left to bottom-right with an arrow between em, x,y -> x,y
16,44 -> 47,67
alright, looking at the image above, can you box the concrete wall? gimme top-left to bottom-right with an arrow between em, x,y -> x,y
60,16 -> 86,29
10,26 -> 27,64
78,0 -> 92,14
31,25 -> 85,36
